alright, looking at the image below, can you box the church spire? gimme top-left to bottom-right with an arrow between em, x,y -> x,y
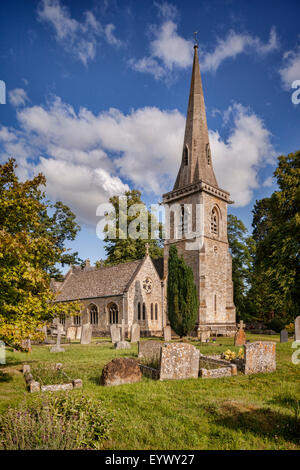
173,43 -> 218,190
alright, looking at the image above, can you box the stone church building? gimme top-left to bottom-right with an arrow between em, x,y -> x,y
53,43 -> 236,337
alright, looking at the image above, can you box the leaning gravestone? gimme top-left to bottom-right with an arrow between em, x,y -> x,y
50,325 -> 65,353
280,329 -> 288,343
163,325 -> 171,342
244,341 -> 276,375
159,342 -> 200,381
295,316 -> 300,341
110,324 -> 121,344
66,326 -> 77,341
80,324 -> 92,345
114,341 -> 131,350
100,358 -> 142,386
131,323 -> 140,343
138,340 -> 163,360
76,326 -> 82,340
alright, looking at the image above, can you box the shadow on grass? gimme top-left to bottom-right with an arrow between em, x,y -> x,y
0,371 -> 12,383
212,402 -> 300,445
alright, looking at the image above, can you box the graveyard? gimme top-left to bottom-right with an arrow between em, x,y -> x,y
0,332 -> 299,450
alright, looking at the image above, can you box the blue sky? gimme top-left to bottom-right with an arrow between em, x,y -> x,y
0,0 -> 299,267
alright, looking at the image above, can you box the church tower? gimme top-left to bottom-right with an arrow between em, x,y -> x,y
163,43 -> 236,337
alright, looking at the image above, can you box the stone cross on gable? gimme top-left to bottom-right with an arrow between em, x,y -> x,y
238,320 -> 244,330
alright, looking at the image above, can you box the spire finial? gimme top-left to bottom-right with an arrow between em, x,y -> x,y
194,31 -> 198,47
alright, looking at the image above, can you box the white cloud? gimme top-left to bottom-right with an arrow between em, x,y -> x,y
279,46 -> 300,89
210,103 -> 276,206
37,0 -> 123,66
0,96 -> 275,225
8,88 -> 29,107
200,27 -> 278,72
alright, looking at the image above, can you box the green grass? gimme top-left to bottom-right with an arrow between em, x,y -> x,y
0,334 -> 299,450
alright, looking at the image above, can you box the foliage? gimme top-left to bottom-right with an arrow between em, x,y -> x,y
167,245 -> 198,337
285,323 -> 295,334
31,364 -> 74,385
0,393 -> 112,450
227,214 -> 255,320
0,159 -> 81,349
268,318 -> 285,333
101,189 -> 163,266
250,151 -> 300,321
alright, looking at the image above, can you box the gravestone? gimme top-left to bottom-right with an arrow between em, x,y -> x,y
76,326 -> 82,340
121,319 -> 126,341
110,324 -> 121,344
50,325 -> 65,353
21,339 -> 32,352
159,342 -> 200,381
138,340 -> 163,360
295,316 -> 300,341
100,358 -> 142,386
163,325 -> 171,342
114,341 -> 131,350
244,341 -> 276,375
80,324 -> 92,345
280,329 -> 288,343
199,329 -> 210,343
66,326 -> 77,341
131,323 -> 140,343
234,320 -> 246,346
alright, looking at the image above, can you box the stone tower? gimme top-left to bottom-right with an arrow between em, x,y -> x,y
163,44 -> 236,337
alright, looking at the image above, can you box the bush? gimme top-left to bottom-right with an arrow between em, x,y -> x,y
268,318 -> 285,333
0,393 -> 113,450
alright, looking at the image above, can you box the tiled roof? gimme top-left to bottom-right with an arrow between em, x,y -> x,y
152,257 -> 164,280
55,259 -> 143,302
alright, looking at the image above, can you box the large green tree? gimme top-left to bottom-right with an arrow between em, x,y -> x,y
100,189 -> 163,266
0,159 -> 81,348
167,245 -> 198,337
250,150 -> 300,321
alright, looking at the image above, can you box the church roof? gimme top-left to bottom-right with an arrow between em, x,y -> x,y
54,257 -> 164,302
173,44 -> 218,190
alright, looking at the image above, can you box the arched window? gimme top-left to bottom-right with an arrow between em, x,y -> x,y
74,315 -> 81,325
108,303 -> 119,324
210,207 -> 218,235
183,145 -> 188,165
151,303 -> 153,320
137,302 -> 141,320
89,305 -> 98,325
206,143 -> 211,165
179,205 -> 190,236
155,303 -> 158,320
142,302 -> 146,320
59,314 -> 65,326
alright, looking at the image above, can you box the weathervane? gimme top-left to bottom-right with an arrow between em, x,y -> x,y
194,31 -> 198,46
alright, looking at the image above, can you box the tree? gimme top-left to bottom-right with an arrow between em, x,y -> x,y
167,245 -> 198,337
0,159 -> 81,349
227,214 -> 254,321
102,189 -> 163,265
250,150 -> 300,321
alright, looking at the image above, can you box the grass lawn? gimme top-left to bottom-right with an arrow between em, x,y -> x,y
0,334 -> 299,450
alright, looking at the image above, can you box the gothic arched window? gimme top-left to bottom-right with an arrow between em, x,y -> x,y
151,303 -> 153,320
89,304 -> 98,325
183,145 -> 188,166
155,303 -> 158,320
137,302 -> 141,320
108,303 -> 119,324
206,143 -> 211,165
210,207 -> 218,235
142,302 -> 146,320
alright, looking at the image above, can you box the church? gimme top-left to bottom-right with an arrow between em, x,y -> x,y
53,43 -> 236,338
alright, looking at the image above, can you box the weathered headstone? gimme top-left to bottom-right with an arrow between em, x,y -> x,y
121,319 -> 126,341
50,325 -> 65,353
76,326 -> 82,340
163,325 -> 171,342
199,329 -> 210,343
131,323 -> 140,343
295,316 -> 300,341
244,341 -> 276,375
66,326 -> 77,341
138,340 -> 163,360
159,342 -> 200,381
110,324 -> 121,344
280,329 -> 288,343
21,339 -> 32,352
234,320 -> 246,346
80,324 -> 92,345
114,341 -> 131,350
100,358 -> 142,386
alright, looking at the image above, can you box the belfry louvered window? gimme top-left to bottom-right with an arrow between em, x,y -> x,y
210,208 -> 218,235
